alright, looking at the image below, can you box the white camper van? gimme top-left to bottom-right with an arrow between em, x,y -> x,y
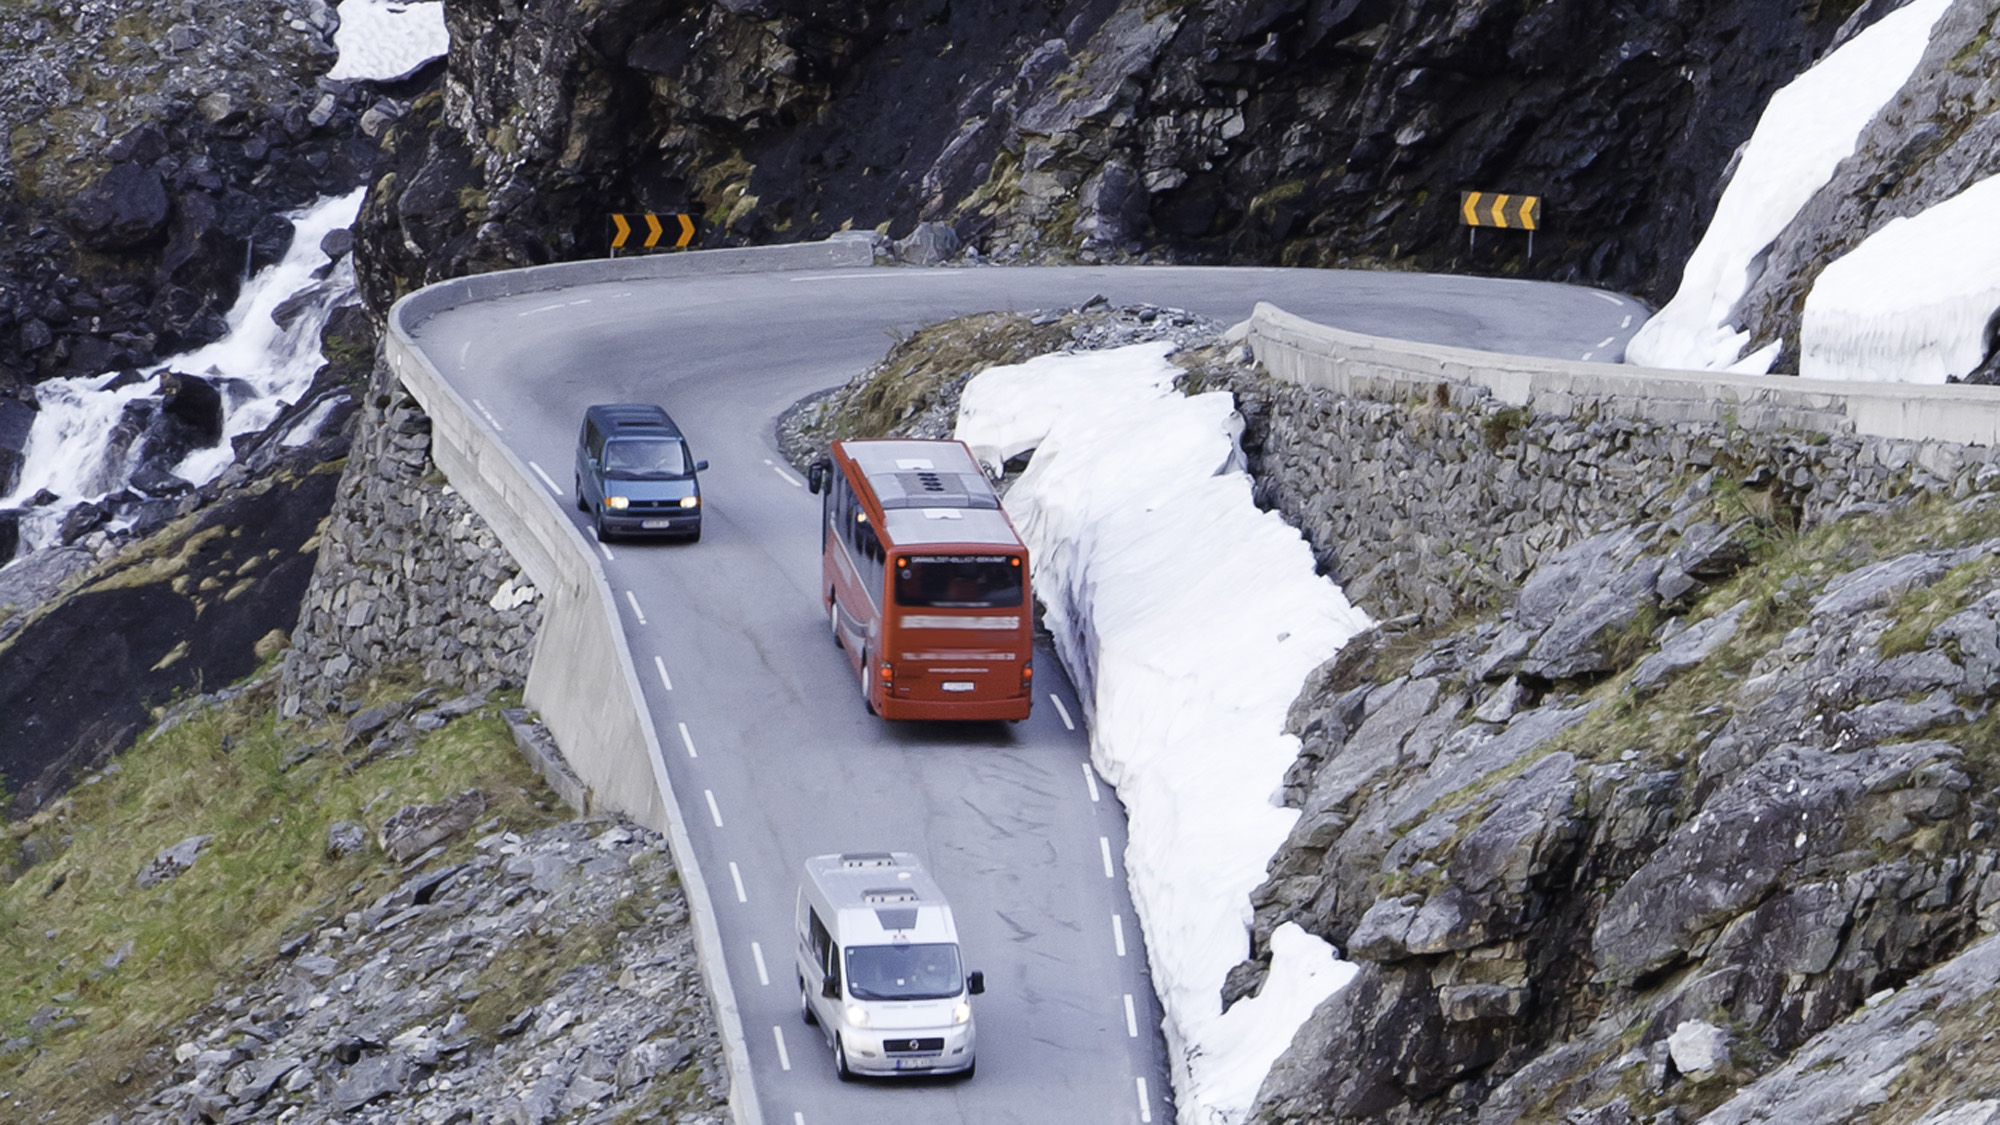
795,851 -> 985,1079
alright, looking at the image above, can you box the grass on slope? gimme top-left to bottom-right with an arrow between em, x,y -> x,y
0,665 -> 562,1124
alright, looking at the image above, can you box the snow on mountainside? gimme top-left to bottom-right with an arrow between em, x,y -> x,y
1631,0 -> 2000,384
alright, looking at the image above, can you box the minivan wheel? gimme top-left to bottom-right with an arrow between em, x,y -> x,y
799,975 -> 818,1026
594,510 -> 612,543
834,1035 -> 854,1081
573,476 -> 586,512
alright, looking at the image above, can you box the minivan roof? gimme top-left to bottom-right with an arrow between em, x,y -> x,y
587,402 -> 685,438
803,852 -> 959,945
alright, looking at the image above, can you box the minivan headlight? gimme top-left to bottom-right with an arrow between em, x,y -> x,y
953,999 -> 971,1025
604,495 -> 630,510
679,496 -> 699,508
845,1004 -> 870,1027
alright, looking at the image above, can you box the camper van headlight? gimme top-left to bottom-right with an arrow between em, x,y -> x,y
845,1004 -> 871,1028
953,999 -> 971,1025
604,495 -> 630,510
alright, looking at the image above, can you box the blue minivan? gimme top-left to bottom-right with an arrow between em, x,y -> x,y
574,403 -> 708,542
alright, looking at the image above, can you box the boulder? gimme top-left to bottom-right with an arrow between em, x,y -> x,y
379,790 -> 488,861
136,834 -> 212,888
68,162 -> 171,248
893,221 -> 961,265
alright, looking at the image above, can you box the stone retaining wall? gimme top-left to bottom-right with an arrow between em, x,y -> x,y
279,357 -> 542,719
1239,303 -> 2000,625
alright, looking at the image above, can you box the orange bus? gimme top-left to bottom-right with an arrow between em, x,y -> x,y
806,439 -> 1033,721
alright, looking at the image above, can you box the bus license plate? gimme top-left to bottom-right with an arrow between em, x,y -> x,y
942,682 -> 975,692
641,518 -> 673,529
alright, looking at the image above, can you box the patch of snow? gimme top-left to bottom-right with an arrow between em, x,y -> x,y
958,343 -> 1371,1125
1624,0 -> 1950,373
1800,173 -> 2000,383
327,0 -> 449,83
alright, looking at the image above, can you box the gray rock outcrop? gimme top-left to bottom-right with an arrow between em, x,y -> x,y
111,818 -> 729,1124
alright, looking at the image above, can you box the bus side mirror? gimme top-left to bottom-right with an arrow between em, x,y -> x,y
822,976 -> 840,999
967,971 -> 985,996
807,460 -> 829,494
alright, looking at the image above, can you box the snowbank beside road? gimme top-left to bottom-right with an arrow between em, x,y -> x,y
1624,0 -> 1949,373
1801,173 -> 2000,383
957,343 -> 1371,1124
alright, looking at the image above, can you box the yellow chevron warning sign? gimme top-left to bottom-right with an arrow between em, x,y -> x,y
1459,192 -> 1541,231
609,213 -> 698,251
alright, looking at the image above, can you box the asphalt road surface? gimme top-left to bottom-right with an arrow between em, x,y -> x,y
408,264 -> 1644,1124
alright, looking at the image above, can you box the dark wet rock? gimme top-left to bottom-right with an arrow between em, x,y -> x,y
57,501 -> 109,545
68,162 -> 172,249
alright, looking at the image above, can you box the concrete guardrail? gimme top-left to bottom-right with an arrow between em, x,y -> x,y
1247,301 -> 2000,448
385,235 -> 874,1125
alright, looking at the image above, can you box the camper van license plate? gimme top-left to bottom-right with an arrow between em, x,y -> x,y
895,1058 -> 932,1070
941,682 -> 975,692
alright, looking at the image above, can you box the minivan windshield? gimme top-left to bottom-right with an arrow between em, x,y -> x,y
844,942 -> 963,1001
603,438 -> 689,477
892,555 -> 1023,608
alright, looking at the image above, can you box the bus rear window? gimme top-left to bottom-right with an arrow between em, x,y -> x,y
894,555 -> 1024,608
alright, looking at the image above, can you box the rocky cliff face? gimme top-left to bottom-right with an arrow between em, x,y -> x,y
1215,353 -> 2000,1121
351,0 -> 1905,314
0,0 -> 385,394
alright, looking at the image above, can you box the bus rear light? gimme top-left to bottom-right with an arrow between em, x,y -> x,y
878,662 -> 894,684
1021,664 -> 1033,685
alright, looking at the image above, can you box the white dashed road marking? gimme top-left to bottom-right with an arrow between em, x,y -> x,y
471,398 -> 504,432
625,591 -> 647,625
1124,994 -> 1139,1038
728,860 -> 746,901
1082,762 -> 1100,803
752,941 -> 770,986
1592,292 -> 1624,306
655,656 -> 673,691
707,791 -> 725,829
528,460 -> 563,496
1137,1076 -> 1153,1122
766,459 -> 804,487
1051,694 -> 1075,730
1100,837 -> 1115,878
1113,914 -> 1127,958
773,1026 -> 791,1071
596,540 -> 614,562
678,722 -> 698,758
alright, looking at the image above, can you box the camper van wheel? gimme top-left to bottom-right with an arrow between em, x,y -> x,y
834,1035 -> 854,1081
798,975 -> 817,1026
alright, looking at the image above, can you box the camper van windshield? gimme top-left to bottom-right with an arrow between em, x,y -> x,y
844,942 -> 963,1001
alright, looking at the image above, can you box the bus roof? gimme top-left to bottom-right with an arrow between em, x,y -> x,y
839,439 -> 1000,511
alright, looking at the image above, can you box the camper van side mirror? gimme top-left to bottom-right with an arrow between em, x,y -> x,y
966,971 -> 985,996
822,976 -> 840,1000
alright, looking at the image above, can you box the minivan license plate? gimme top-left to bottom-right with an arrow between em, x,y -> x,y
942,682 -> 975,692
641,518 -> 673,529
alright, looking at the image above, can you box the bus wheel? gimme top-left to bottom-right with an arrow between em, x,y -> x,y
829,599 -> 843,648
860,649 -> 877,716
